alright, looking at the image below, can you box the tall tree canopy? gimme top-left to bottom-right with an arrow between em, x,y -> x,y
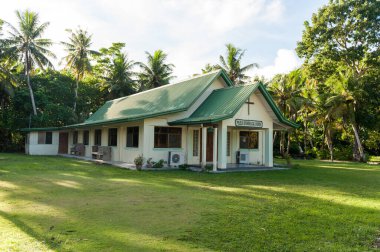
217,43 -> 258,85
2,10 -> 55,115
138,50 -> 174,90
296,0 -> 380,161
296,0 -> 380,79
95,43 -> 137,99
61,28 -> 99,112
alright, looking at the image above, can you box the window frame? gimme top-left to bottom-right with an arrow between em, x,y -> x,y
73,131 -> 78,144
83,130 -> 89,145
94,129 -> 102,146
108,128 -> 118,147
239,131 -> 259,150
126,126 -> 139,148
38,131 -> 53,145
154,127 -> 182,149
192,129 -> 199,156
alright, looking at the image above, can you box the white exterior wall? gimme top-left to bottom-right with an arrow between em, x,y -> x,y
142,118 -> 187,164
222,90 -> 274,167
26,131 -> 59,155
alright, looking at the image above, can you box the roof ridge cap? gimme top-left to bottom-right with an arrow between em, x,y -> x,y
213,82 -> 258,91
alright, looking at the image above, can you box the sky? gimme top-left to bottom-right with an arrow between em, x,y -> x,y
0,0 -> 328,80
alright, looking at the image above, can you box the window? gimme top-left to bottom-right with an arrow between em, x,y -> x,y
83,130 -> 89,145
126,127 -> 139,147
154,127 -> 182,148
239,131 -> 259,149
73,131 -> 78,144
108,128 -> 118,146
94,129 -> 102,146
38,131 -> 52,144
227,132 -> 231,156
193,130 -> 199,156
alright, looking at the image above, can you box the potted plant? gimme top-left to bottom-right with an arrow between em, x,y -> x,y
134,155 -> 144,171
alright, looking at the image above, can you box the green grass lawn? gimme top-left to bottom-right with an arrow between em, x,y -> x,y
0,154 -> 379,251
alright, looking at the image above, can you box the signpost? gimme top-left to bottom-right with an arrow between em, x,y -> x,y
235,119 -> 263,128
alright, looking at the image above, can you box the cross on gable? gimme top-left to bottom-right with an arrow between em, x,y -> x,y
245,98 -> 254,115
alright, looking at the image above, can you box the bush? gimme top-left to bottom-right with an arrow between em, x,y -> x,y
204,164 -> 213,172
178,164 -> 188,170
284,153 -> 292,166
146,158 -> 153,168
134,155 -> 144,170
288,142 -> 301,156
334,146 -> 352,160
316,148 -> 330,160
152,159 -> 165,168
305,147 -> 317,159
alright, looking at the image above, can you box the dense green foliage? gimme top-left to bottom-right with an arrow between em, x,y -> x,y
295,0 -> 380,161
0,153 -> 379,251
0,1 -> 379,159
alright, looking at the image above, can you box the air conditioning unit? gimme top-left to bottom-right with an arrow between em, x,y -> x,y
168,151 -> 184,167
239,150 -> 249,164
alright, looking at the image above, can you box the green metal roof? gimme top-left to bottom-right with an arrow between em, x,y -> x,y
20,127 -> 63,132
66,70 -> 233,128
169,84 -> 259,125
169,82 -> 299,128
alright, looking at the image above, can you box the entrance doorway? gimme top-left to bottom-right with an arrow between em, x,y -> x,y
200,129 -> 217,163
206,131 -> 213,162
58,132 -> 69,154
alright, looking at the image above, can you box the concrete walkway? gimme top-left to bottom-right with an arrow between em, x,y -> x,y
59,154 -> 288,172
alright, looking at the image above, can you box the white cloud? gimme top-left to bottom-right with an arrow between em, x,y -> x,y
261,0 -> 286,23
0,0 -> 287,78
252,49 -> 301,80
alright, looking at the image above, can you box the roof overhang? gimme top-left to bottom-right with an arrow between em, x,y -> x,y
169,82 -> 300,129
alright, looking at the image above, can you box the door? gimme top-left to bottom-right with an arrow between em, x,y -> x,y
200,130 -> 216,163
58,132 -> 69,154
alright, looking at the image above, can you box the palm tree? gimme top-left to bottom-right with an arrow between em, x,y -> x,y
3,10 -> 55,115
138,50 -> 174,90
269,72 -> 304,156
61,28 -> 98,112
106,52 -> 138,99
324,72 -> 365,161
217,43 -> 258,85
201,63 -> 218,74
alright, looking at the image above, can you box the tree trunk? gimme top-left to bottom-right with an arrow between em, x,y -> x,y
303,114 -> 308,157
286,132 -> 291,155
293,131 -> 303,155
280,131 -> 285,157
25,52 -> 37,116
325,127 -> 333,162
309,139 -> 314,149
351,123 -> 365,162
273,131 -> 277,145
73,74 -> 79,112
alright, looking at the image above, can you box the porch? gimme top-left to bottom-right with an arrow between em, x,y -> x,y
196,124 -> 274,171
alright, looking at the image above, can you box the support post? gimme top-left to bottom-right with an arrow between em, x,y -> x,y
142,122 -> 151,167
201,126 -> 207,168
265,128 -> 274,167
217,122 -> 227,169
213,127 -> 218,171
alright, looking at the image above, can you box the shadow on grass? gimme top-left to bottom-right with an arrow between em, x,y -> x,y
0,153 -> 379,251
